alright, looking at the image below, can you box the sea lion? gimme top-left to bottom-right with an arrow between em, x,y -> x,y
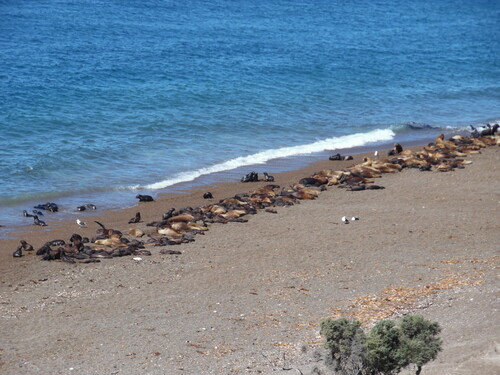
33,215 -> 47,226
329,153 -> 342,161
203,192 -> 214,199
157,227 -> 184,237
77,204 -> 97,211
160,249 -> 182,255
34,202 -> 59,212
23,210 -> 35,218
13,245 -> 23,257
20,240 -> 34,251
128,212 -> 141,224
167,213 -> 195,223
129,228 -> 145,237
48,239 -> 65,247
388,143 -> 403,156
136,194 -> 154,202
263,172 -> 275,182
241,172 -> 259,182
70,233 -> 82,243
481,124 -> 499,136
162,208 -> 175,220
298,177 -> 324,187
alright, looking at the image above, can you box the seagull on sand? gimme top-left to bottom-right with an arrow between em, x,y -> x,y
341,216 -> 349,224
76,219 -> 87,227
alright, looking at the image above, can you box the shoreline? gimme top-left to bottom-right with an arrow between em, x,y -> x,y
0,128 -> 449,239
0,130 -> 445,242
0,134 -> 498,374
0,136 -> 432,254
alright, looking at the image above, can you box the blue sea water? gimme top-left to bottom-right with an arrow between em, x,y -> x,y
1,0 -> 499,234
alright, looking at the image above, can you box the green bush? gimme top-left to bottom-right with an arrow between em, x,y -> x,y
366,320 -> 408,374
320,318 -> 368,374
399,315 -> 442,375
320,315 -> 442,375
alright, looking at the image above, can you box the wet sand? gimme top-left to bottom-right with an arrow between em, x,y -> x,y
0,142 -> 499,374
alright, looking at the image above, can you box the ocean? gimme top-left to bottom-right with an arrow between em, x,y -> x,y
1,0 -> 499,235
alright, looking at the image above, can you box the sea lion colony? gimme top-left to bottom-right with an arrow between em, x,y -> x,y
12,132 -> 500,263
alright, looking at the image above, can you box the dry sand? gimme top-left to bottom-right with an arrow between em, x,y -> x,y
0,144 -> 499,375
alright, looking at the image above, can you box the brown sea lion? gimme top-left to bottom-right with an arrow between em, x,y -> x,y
136,194 -> 154,202
128,212 -> 141,224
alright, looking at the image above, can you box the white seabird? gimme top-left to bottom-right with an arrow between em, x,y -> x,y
76,219 -> 87,227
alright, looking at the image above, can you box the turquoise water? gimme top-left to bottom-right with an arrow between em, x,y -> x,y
1,0 -> 499,232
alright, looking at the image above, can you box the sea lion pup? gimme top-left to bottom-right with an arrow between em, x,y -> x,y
241,171 -> 259,182
136,194 -> 154,202
23,210 -> 35,218
128,212 -> 141,224
388,143 -> 403,156
298,177 -> 324,187
13,245 -> 23,257
419,164 -> 432,171
329,153 -> 342,161
33,215 -> 47,227
77,204 -> 97,211
482,123 -> 499,136
346,184 -> 366,191
263,172 -> 275,182
162,208 -> 175,220
94,221 -> 122,237
203,192 -> 214,199
20,240 -> 34,251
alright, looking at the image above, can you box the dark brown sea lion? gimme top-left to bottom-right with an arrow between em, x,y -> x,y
136,194 -> 154,202
20,240 -> 34,251
23,210 -> 35,218
203,192 -> 214,199
241,171 -> 259,182
128,212 -> 141,224
388,143 -> 403,156
329,153 -> 342,160
34,202 -> 59,212
13,245 -> 23,257
160,249 -> 182,255
33,215 -> 47,226
263,172 -> 275,182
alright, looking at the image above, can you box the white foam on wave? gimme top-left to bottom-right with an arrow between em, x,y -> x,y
140,128 -> 395,190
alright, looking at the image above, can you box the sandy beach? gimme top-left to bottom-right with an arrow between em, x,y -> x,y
1,139 -> 499,375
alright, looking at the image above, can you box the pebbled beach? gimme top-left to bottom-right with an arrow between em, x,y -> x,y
0,142 -> 499,375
